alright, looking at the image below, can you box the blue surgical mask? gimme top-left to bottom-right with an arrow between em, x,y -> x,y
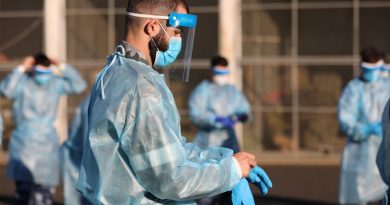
34,75 -> 51,85
362,68 -> 381,82
361,61 -> 383,82
153,37 -> 182,68
151,22 -> 182,68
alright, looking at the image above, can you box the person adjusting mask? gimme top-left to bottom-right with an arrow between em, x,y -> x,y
76,1 -> 271,205
0,53 -> 86,205
338,47 -> 389,205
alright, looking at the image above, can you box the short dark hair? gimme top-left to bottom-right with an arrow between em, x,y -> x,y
125,0 -> 189,35
34,53 -> 51,67
211,55 -> 228,67
360,47 -> 380,63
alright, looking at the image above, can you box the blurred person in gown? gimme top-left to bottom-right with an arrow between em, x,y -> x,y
0,53 -> 86,205
338,47 -> 389,205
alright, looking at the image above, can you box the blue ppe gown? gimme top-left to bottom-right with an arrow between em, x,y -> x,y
188,80 -> 251,153
76,43 -> 241,205
0,65 -> 86,187
62,94 -> 91,205
338,77 -> 389,204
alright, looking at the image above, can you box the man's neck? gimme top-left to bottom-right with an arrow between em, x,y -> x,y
124,33 -> 152,66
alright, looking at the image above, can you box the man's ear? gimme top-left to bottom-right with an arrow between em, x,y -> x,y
144,20 -> 161,38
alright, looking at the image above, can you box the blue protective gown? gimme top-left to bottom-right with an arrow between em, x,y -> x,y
338,77 -> 389,204
0,65 -> 86,187
62,94 -> 91,205
188,80 -> 251,153
76,43 -> 241,205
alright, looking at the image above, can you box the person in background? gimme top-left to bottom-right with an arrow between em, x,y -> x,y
76,0 -> 271,204
189,55 -> 251,154
338,47 -> 389,205
188,55 -> 252,204
62,94 -> 91,205
0,53 -> 86,205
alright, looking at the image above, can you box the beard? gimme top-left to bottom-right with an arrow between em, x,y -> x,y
149,30 -> 169,65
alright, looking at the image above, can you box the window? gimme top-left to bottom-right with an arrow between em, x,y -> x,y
241,0 -> 384,153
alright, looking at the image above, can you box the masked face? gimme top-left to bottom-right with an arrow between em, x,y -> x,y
149,21 -> 182,68
213,75 -> 230,85
33,66 -> 53,85
362,69 -> 381,82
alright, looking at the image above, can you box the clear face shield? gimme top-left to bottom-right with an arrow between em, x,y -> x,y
127,12 -> 197,82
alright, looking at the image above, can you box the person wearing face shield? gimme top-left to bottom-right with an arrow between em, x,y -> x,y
76,1 -> 272,204
189,56 -> 251,154
188,56 -> 253,205
338,47 -> 389,205
0,53 -> 86,205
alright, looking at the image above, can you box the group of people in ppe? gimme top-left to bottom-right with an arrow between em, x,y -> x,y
0,0 -> 273,205
338,47 -> 390,205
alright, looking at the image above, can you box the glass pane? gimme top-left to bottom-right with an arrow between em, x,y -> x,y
180,114 -> 197,142
192,13 -> 218,59
169,69 -> 211,109
0,18 -> 43,60
67,0 -> 107,9
243,9 -> 292,57
243,65 -> 292,106
0,70 -> 14,151
243,0 -> 291,3
0,96 -> 14,151
244,112 -> 293,151
360,8 -> 390,52
298,9 -> 353,55
0,0 -> 43,11
298,65 -> 353,106
115,14 -> 126,45
67,15 -> 109,60
116,0 -> 128,8
299,113 -> 345,152
67,66 -> 102,122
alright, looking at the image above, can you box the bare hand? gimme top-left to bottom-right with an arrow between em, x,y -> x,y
233,152 -> 257,178
22,56 -> 35,71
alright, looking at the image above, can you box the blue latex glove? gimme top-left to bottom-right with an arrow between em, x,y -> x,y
232,113 -> 249,123
247,166 -> 273,196
372,122 -> 382,137
360,123 -> 374,136
215,116 -> 236,128
232,179 -> 255,205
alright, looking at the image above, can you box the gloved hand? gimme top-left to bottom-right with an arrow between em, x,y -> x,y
231,179 -> 255,205
247,165 -> 273,196
371,122 -> 382,137
215,116 -> 236,128
232,113 -> 249,123
360,123 -> 382,137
